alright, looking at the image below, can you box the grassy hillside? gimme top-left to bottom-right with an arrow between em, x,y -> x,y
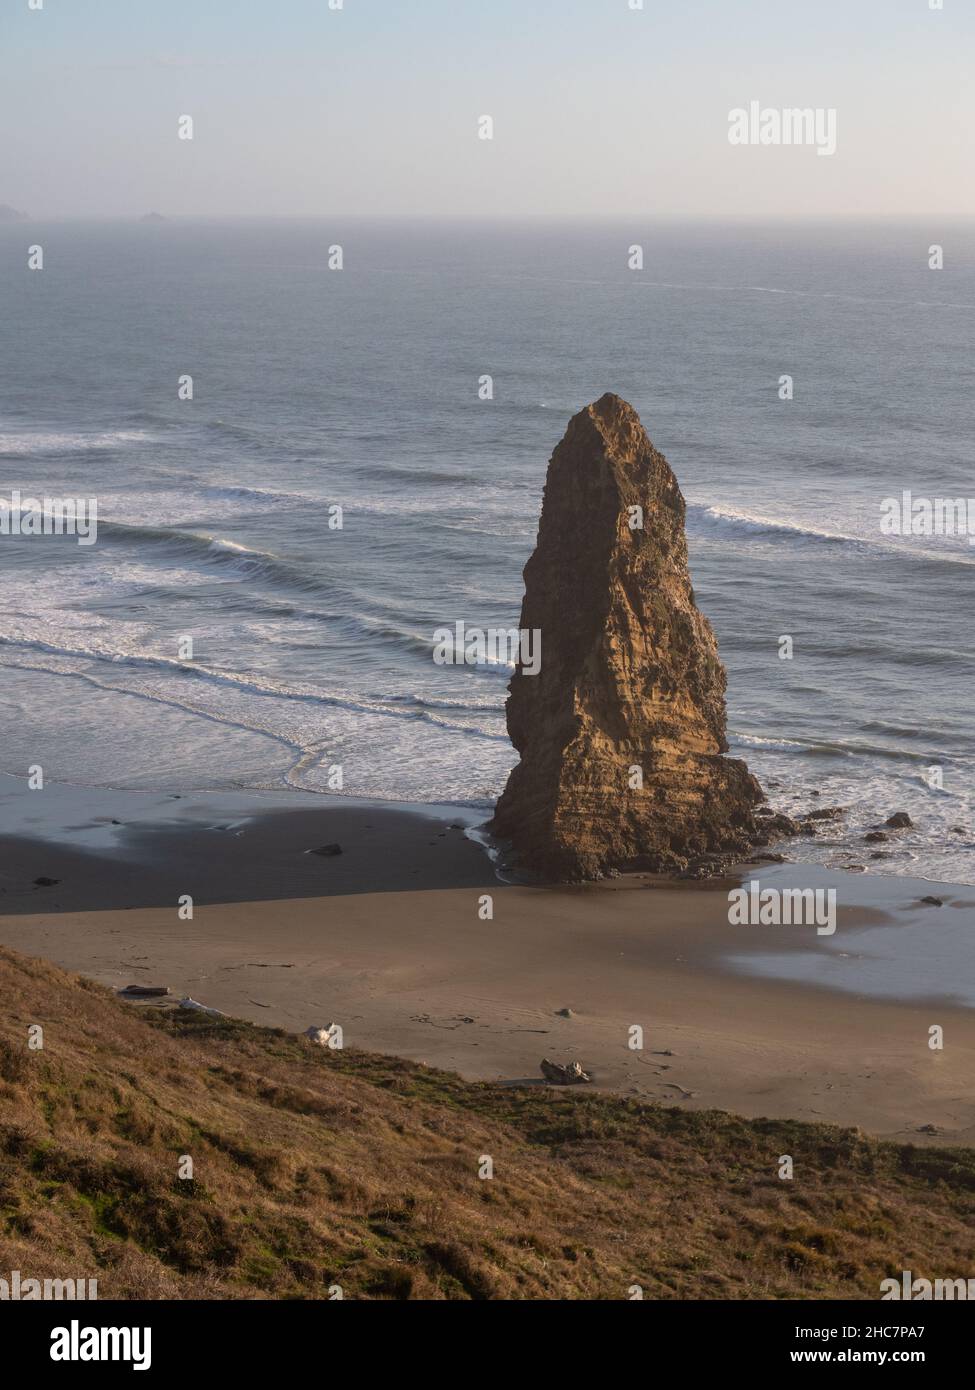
1,944 -> 973,1300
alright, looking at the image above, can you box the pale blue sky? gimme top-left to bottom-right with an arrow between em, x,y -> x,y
2,0 -> 972,217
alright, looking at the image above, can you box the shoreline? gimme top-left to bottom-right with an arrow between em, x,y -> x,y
1,769 -> 971,889
1,779 -> 974,1147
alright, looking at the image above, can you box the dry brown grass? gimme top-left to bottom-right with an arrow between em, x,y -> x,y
1,943 -> 974,1300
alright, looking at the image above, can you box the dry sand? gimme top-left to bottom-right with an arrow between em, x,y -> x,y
1,789 -> 973,1146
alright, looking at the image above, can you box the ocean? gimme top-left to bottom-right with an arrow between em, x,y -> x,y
2,218 -> 974,882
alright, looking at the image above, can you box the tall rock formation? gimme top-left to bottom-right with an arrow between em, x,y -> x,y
491,393 -> 769,880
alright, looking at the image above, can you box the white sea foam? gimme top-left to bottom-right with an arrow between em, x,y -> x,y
0,429 -> 153,456
689,502 -> 975,565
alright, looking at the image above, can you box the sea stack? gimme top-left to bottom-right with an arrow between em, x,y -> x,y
491,392 -> 767,880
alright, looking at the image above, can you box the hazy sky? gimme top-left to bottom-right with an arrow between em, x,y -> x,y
2,0 -> 973,218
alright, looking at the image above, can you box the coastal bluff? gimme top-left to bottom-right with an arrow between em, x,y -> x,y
491,392 -> 777,880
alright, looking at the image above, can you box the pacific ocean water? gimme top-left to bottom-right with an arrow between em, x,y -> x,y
1,218 -> 974,881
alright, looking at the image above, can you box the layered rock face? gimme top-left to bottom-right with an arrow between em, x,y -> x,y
491,393 -> 770,880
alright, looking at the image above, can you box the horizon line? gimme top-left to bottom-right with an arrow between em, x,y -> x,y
4,211 -> 975,224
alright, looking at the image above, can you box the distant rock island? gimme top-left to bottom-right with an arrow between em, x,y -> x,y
0,203 -> 29,222
491,393 -> 791,880
140,212 -> 168,223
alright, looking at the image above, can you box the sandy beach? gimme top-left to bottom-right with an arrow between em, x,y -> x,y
3,780 -> 974,1148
